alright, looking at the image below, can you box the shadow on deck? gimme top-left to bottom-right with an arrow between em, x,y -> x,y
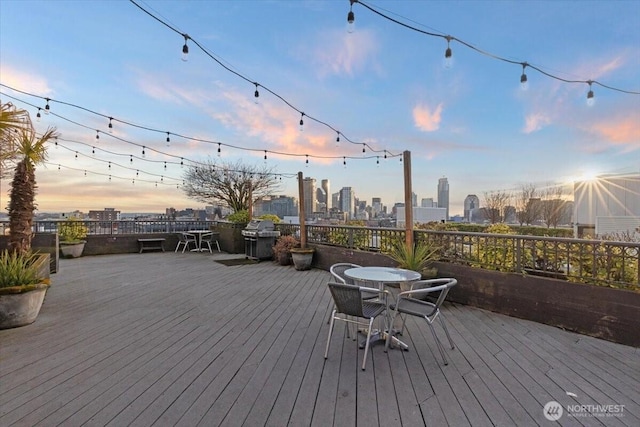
1,253 -> 638,426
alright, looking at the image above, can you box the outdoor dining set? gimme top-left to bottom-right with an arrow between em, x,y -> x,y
174,230 -> 221,253
325,263 -> 458,371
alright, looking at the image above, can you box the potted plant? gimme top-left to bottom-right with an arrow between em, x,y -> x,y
58,218 -> 88,258
0,250 -> 50,329
0,102 -> 57,328
272,235 -> 299,266
386,238 -> 441,290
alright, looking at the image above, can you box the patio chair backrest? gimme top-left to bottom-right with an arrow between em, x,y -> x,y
330,263 -> 361,285
327,282 -> 367,318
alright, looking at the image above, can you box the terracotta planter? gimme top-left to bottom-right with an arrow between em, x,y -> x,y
290,248 -> 314,271
0,283 -> 49,329
60,241 -> 86,258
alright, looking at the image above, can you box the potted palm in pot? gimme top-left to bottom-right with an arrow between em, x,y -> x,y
386,238 -> 441,290
58,218 -> 88,258
0,102 -> 58,328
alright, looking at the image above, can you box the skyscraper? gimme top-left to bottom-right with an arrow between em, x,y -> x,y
302,177 -> 316,216
438,177 -> 449,220
339,187 -> 355,219
321,179 -> 330,215
464,194 -> 480,222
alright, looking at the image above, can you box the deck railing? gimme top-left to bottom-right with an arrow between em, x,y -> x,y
275,223 -> 639,290
2,220 -> 637,290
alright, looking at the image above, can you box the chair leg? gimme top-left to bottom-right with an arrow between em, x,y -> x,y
215,240 -> 221,252
428,322 -> 448,365
385,310 -> 399,352
362,317 -> 375,370
438,313 -> 455,350
324,310 -> 337,360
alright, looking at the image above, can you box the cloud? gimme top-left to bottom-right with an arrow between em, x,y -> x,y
523,112 -> 552,133
0,65 -> 52,97
413,103 -> 443,132
587,114 -> 640,150
308,29 -> 380,78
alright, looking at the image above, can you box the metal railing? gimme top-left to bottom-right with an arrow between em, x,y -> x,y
3,220 -> 637,290
1,220 -> 218,236
275,223 -> 639,291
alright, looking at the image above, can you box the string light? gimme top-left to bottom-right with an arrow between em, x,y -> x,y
299,112 -> 304,131
362,143 -> 366,155
264,150 -> 267,162
96,130 -> 100,141
376,156 -> 380,166
75,151 -> 78,159
166,131 -> 171,146
142,146 -> 146,158
587,80 -> 595,106
44,98 -> 50,114
164,161 -> 167,169
36,108 -> 41,121
343,156 -> 347,168
444,35 -> 453,69
130,154 -> 133,163
336,131 -> 340,146
181,34 -> 189,61
217,142 -> 221,156
520,62 -> 528,90
347,0 -> 356,33
92,147 -> 95,155
254,83 -> 260,103
305,154 -> 309,167
108,117 -> 113,133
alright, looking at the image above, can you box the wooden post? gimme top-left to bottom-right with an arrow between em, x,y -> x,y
247,180 -> 253,219
297,171 -> 307,249
403,150 -> 414,249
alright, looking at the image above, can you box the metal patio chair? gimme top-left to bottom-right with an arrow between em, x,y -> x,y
175,232 -> 197,253
385,278 -> 457,365
199,232 -> 221,253
325,282 -> 389,370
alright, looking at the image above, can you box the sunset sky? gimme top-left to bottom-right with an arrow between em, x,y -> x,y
1,0 -> 638,216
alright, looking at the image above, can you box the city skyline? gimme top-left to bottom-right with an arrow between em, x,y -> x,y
1,1 -> 638,216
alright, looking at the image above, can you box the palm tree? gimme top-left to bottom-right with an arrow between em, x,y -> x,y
2,104 -> 59,254
0,102 -> 31,179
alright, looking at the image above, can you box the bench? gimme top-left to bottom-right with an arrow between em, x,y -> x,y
137,238 -> 166,253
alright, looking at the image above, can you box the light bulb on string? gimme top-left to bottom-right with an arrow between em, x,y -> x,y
142,146 -> 146,158
92,147 -> 95,156
108,161 -> 111,169
335,131 -> 340,146
362,143 -> 366,156
180,157 -> 184,167
586,80 -> 595,106
299,112 -> 305,131
376,156 -> 380,167
44,98 -> 50,114
520,62 -> 529,91
130,155 -> 133,164
347,0 -> 355,33
108,117 -> 113,133
95,130 -> 100,142
36,108 -> 41,121
84,170 -> 87,176
217,143 -> 221,157
58,164 -> 60,170
305,154 -> 309,167
343,156 -> 347,168
254,83 -> 260,104
136,170 -> 139,176
384,150 -> 388,161
166,132 -> 171,146
444,35 -> 453,69
264,150 -> 267,164
109,175 -> 111,182
75,151 -> 78,159
181,34 -> 189,61
164,161 -> 167,170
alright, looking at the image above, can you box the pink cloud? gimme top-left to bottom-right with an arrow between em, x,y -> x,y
0,65 -> 52,97
588,116 -> 640,149
523,112 -> 552,133
413,103 -> 443,132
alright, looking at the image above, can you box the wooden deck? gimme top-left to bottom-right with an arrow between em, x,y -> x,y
1,253 -> 638,427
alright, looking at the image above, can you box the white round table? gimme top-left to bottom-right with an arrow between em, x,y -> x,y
344,266 -> 421,287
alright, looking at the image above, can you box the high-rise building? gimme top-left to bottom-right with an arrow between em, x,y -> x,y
339,187 -> 355,219
438,177 -> 449,220
321,179 -> 330,215
302,177 -> 316,216
463,194 -> 480,222
372,197 -> 382,217
421,198 -> 435,208
412,192 -> 418,207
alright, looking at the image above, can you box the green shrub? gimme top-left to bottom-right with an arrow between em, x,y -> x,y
228,210 -> 250,223
0,250 -> 40,289
58,218 -> 88,243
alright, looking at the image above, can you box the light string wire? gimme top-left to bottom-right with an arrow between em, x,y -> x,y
354,0 -> 640,95
1,86 -> 394,165
128,0 -> 400,156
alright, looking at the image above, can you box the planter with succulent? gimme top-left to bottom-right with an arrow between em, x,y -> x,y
0,102 -> 58,328
0,250 -> 50,329
386,238 -> 441,290
58,218 -> 88,258
272,235 -> 299,266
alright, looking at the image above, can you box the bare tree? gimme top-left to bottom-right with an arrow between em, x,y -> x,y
483,190 -> 510,224
182,159 -> 281,212
514,183 -> 541,226
540,184 -> 567,228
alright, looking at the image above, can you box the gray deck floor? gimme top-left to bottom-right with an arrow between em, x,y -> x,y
1,252 -> 638,427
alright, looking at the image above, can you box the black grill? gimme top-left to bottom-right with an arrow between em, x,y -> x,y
241,220 -> 281,260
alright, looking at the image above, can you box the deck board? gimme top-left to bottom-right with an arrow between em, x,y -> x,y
1,252 -> 638,426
